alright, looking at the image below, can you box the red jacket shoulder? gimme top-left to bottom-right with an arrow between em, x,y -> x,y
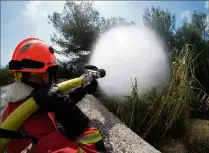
2,101 -> 60,153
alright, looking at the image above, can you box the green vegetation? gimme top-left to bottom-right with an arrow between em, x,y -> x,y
0,65 -> 13,86
48,1 -> 134,76
103,6 -> 208,152
101,44 -> 209,152
106,45 -> 197,143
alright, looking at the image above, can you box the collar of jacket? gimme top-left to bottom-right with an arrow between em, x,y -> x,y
2,81 -> 34,103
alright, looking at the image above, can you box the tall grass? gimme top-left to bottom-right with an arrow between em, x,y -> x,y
104,44 -> 203,145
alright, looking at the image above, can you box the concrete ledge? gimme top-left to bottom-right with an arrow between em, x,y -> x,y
78,95 -> 161,153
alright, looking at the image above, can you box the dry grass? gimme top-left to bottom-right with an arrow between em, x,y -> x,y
111,45 -> 194,143
98,44 -> 209,152
101,44 -> 208,147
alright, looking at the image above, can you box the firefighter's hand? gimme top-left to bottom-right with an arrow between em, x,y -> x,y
68,86 -> 86,104
83,79 -> 98,94
68,79 -> 98,103
31,84 -> 90,139
31,84 -> 67,112
81,73 -> 95,84
21,143 -> 36,153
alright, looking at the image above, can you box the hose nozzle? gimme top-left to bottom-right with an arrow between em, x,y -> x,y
84,65 -> 106,79
97,69 -> 106,78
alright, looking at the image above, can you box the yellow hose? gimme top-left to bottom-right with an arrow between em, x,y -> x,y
0,77 -> 84,152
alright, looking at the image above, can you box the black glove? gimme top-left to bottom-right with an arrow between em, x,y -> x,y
83,79 -> 98,94
31,84 -> 89,140
31,84 -> 64,112
68,79 -> 98,103
68,86 -> 86,104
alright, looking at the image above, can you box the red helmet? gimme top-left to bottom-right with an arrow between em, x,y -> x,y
9,38 -> 58,73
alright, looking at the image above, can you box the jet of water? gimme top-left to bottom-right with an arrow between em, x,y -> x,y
89,25 -> 171,102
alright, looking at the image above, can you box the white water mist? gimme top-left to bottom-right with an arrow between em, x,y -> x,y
89,25 -> 171,101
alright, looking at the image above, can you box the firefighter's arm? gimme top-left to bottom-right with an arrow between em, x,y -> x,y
68,79 -> 98,104
31,84 -> 90,140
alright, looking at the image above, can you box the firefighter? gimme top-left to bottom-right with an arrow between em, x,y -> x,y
2,38 -> 106,153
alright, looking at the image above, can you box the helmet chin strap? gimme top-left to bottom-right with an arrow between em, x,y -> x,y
21,69 -> 57,89
21,77 -> 47,89
48,66 -> 58,84
20,66 -> 57,89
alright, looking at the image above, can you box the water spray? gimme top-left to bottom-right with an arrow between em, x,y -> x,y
89,25 -> 171,101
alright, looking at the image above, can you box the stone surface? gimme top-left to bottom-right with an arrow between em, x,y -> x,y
78,95 -> 160,153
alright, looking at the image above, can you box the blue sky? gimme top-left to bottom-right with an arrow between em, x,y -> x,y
1,1 -> 209,67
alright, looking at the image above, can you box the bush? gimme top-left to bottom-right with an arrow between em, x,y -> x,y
56,61 -> 84,79
101,45 -> 200,146
0,68 -> 14,86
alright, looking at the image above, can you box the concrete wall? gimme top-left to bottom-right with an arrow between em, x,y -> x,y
78,95 -> 161,153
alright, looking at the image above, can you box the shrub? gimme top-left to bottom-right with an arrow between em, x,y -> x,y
102,44 -> 199,145
0,68 -> 14,86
